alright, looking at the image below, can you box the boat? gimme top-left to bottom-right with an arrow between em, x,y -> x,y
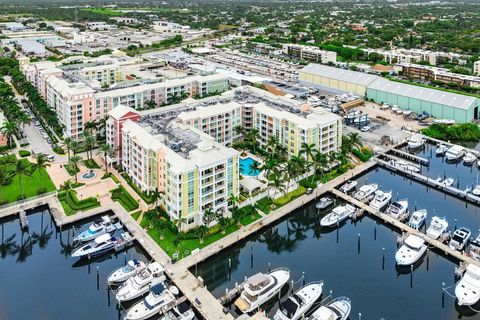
468,235 -> 480,261
380,104 -> 391,110
116,262 -> 166,302
407,135 -> 426,149
449,227 -> 471,251
339,180 -> 357,193
442,178 -> 455,187
124,284 -> 179,320
455,264 -> 480,306
316,197 -> 334,210
72,234 -> 116,258
385,200 -> 409,220
273,281 -> 324,320
107,259 -> 146,284
73,216 -> 115,242
395,234 -> 428,266
436,144 -> 449,156
353,183 -> 378,201
234,268 -> 291,313
403,109 -> 412,116
426,216 -> 449,240
307,296 -> 351,320
388,159 -> 420,173
160,301 -> 195,320
395,109 -> 404,115
369,190 -> 392,210
416,111 -> 429,121
391,106 -> 400,112
445,145 -> 465,161
472,185 -> 480,196
433,119 -> 455,125
320,204 -> 355,227
464,153 -> 477,165
407,209 -> 427,230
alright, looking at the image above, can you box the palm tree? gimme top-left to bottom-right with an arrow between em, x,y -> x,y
247,129 -> 260,153
249,160 -> 261,179
0,120 -> 18,147
299,142 -> 316,161
150,188 -> 163,211
197,225 -> 208,244
267,172 -> 286,200
82,131 -> 96,160
69,155 -> 82,183
172,234 -> 181,256
229,193 -> 239,212
17,113 -> 31,136
84,121 -> 97,135
13,159 -> 32,200
63,137 -> 73,162
145,100 -> 156,110
33,153 -> 51,193
0,166 -> 14,186
60,179 -> 75,192
174,217 -> 187,233
311,151 -> 328,183
347,132 -> 362,150
218,215 -> 229,234
266,136 -> 279,154
69,139 -> 81,156
202,208 -> 217,228
233,125 -> 244,142
97,144 -> 114,173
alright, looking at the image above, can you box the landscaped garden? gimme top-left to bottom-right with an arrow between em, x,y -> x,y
57,186 -> 100,216
111,186 -> 139,212
121,172 -> 154,204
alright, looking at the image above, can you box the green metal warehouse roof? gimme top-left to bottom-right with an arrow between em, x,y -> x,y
368,78 -> 477,110
300,64 -> 380,86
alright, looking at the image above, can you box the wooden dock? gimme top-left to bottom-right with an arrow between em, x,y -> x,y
388,148 -> 429,165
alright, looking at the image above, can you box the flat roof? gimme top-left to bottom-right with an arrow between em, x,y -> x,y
300,64 -> 380,87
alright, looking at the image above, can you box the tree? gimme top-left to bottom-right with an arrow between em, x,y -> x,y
249,160 -> 261,179
218,215 -> 229,234
82,131 -> 96,160
63,137 -> 73,162
197,225 -> 208,244
299,142 -> 315,161
69,139 -> 81,156
13,159 -> 32,200
69,155 -> 82,183
247,129 -> 260,153
97,144 -> 114,173
33,153 -> 51,192
347,132 -> 362,150
174,217 -> 187,233
267,172 -> 286,200
233,125 -> 244,142
0,120 -> 18,147
202,208 -> 217,228
145,100 -> 156,110
311,151 -> 328,183
0,166 -> 14,186
150,188 -> 163,211
229,193 -> 239,212
60,179 -> 75,192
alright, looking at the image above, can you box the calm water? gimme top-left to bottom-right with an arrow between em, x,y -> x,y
196,167 -> 480,320
0,206 -> 150,320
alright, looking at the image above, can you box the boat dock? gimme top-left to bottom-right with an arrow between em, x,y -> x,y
218,282 -> 245,306
388,148 -> 429,165
19,210 -> 28,230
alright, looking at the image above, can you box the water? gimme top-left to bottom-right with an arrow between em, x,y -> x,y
239,157 -> 261,176
0,206 -> 150,320
196,167 -> 480,320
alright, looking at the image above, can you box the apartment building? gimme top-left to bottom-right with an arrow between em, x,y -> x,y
105,105 -> 141,161
361,48 -> 437,65
399,63 -> 480,88
282,44 -> 337,64
78,63 -> 122,86
474,61 -> 480,77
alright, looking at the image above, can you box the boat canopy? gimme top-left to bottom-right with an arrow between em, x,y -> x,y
151,283 -> 165,296
94,234 -> 112,244
246,273 -> 269,290
279,296 -> 299,318
405,235 -> 424,249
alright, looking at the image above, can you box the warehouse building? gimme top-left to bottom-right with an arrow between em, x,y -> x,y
367,79 -> 479,123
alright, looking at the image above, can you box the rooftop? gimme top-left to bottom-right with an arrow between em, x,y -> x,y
300,64 -> 380,86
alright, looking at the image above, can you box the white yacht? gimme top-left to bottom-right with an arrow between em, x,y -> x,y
160,301 -> 195,320
407,135 -> 426,149
74,216 -> 115,242
320,205 -> 355,227
354,183 -> 378,201
445,145 -> 465,161
395,109 -> 404,115
72,234 -> 117,258
316,197 -> 334,210
116,262 -> 166,302
455,264 -> 480,306
469,235 -> 480,262
442,178 -> 455,187
472,185 -> 480,196
388,159 -> 420,173
124,284 -> 179,320
369,190 -> 392,210
308,296 -> 351,320
449,227 -> 471,251
273,281 -> 323,320
108,259 -> 146,284
403,109 -> 412,116
380,104 -> 391,110
386,200 -> 409,220
407,209 -> 427,230
339,180 -> 357,193
391,105 -> 400,113
395,235 -> 428,266
464,153 -> 477,165
436,144 -> 449,156
235,268 -> 291,313
426,216 -> 449,240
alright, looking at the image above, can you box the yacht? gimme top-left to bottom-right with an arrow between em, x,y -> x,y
395,235 -> 428,266
395,109 -> 404,115
433,119 -> 455,125
339,180 -> 357,193
369,190 -> 392,210
273,281 -> 324,320
426,216 -> 449,240
320,205 -> 355,227
380,104 -> 390,110
385,200 -> 409,220
449,227 -> 471,251
464,153 -> 477,165
408,209 -> 427,230
472,185 -> 480,196
445,145 -> 465,161
72,234 -> 117,258
388,159 -> 420,173
403,109 -> 412,116
455,264 -> 480,306
316,197 -> 334,210
391,105 -> 400,113
235,268 -> 291,313
160,301 -> 195,320
116,262 -> 166,302
436,144 -> 449,156
308,296 -> 351,320
107,259 -> 146,285
407,135 -> 425,149
124,285 -> 179,320
442,178 -> 455,187
73,216 -> 115,242
468,235 -> 480,261
354,183 -> 378,201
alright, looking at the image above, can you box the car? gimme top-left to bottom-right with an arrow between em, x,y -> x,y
46,154 -> 55,161
360,126 -> 372,132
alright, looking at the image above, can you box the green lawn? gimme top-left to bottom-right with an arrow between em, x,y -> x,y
83,159 -> 100,169
111,186 -> 139,212
240,212 -> 262,225
121,173 -> 154,204
0,157 -> 56,205
80,8 -> 123,16
131,210 -> 142,221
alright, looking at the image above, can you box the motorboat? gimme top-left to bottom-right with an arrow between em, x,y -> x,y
407,135 -> 426,149
316,197 -> 334,210
445,145 -> 465,161
124,284 -> 179,320
395,234 -> 428,266
407,209 -> 427,230
354,183 -> 378,201
416,111 -> 429,121
73,216 -> 115,242
403,109 -> 412,116
433,119 -> 455,125
308,296 -> 351,320
116,262 -> 166,302
235,268 -> 291,313
385,200 -> 409,220
468,235 -> 480,261
464,153 -> 477,165
436,144 -> 449,156
395,109 -> 404,115
339,180 -> 357,193
388,159 -> 420,173
391,106 -> 400,112
107,259 -> 146,284
72,234 -> 117,258
449,227 -> 471,251
472,185 -> 480,196
426,216 -> 449,240
455,264 -> 480,306
380,104 -> 390,110
160,301 -> 195,320
442,178 -> 455,187
369,190 -> 392,210
320,204 -> 355,227
273,281 -> 324,320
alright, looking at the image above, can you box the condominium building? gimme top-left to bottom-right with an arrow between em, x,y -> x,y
474,61 -> 480,77
105,105 -> 141,161
361,48 -> 437,65
78,63 -> 122,86
282,44 -> 337,64
399,63 -> 480,88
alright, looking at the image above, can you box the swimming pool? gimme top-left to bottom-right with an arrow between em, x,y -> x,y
239,157 -> 261,176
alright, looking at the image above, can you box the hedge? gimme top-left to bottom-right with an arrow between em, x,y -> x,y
121,172 -> 154,204
111,186 -> 139,212
83,159 -> 100,169
58,190 -> 99,213
273,186 -> 306,206
352,147 -> 373,162
19,150 -> 31,157
421,123 -> 480,142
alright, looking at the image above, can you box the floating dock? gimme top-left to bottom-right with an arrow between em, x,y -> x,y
388,148 -> 429,165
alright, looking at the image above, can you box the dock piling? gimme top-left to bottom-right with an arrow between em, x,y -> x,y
382,248 -> 385,270
357,233 -> 361,254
